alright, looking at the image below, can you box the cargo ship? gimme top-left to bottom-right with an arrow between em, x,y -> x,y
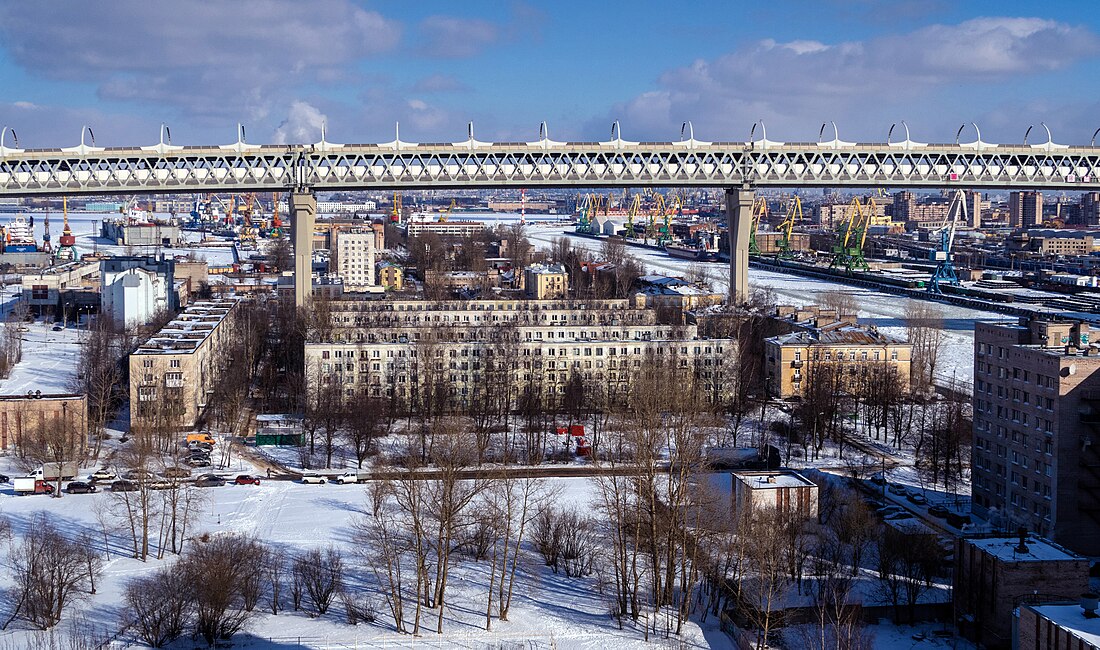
664,241 -> 717,262
3,216 -> 38,252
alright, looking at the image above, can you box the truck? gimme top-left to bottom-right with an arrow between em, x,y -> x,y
334,470 -> 371,485
13,477 -> 55,495
33,461 -> 81,481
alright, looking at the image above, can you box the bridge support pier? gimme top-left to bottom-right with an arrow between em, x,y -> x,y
725,185 -> 755,304
289,190 -> 316,309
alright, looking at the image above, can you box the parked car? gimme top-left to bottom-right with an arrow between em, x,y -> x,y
66,481 -> 97,494
13,478 -> 54,495
164,466 -> 191,479
869,474 -> 887,486
946,512 -> 972,527
887,483 -> 908,496
335,470 -> 369,485
234,475 -> 261,486
0,474 -> 9,483
194,474 -> 225,488
51,325 -> 63,332
124,469 -> 155,481
148,479 -> 176,491
300,473 -> 326,485
884,511 -> 914,521
876,505 -> 903,516
907,493 -> 928,505
928,504 -> 950,518
110,479 -> 139,493
90,468 -> 116,482
187,458 -> 212,468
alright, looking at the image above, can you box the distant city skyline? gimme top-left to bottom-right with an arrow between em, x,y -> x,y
2,1 -> 1100,147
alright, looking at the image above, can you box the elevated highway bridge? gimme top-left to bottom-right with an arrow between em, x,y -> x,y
4,125 -> 1099,305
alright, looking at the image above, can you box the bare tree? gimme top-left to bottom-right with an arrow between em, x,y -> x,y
293,547 -> 344,617
180,534 -> 266,645
122,566 -> 189,647
906,302 -> 945,396
7,515 -> 101,630
743,507 -> 793,650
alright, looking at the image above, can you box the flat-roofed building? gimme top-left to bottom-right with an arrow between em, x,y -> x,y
955,534 -> 1089,649
335,230 -> 375,291
129,298 -> 240,429
973,317 -> 1100,554
1017,601 -> 1100,650
524,263 -> 567,299
731,470 -> 819,519
0,393 -> 86,450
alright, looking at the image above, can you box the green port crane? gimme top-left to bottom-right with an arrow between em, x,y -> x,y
776,196 -> 802,260
829,198 -> 871,273
749,197 -> 768,256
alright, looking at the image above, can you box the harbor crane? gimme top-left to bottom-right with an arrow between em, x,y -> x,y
625,194 -> 641,239
748,197 -> 768,256
829,197 -> 871,273
776,196 -> 802,260
927,189 -> 967,294
575,194 -> 596,235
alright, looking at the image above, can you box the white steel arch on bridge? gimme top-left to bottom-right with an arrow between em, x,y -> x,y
1,139 -> 1100,195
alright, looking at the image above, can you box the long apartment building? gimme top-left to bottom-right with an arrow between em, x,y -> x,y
129,298 -> 240,429
973,317 -> 1100,555
305,298 -> 732,407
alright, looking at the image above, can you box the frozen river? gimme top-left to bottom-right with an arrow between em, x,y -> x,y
527,226 -> 1013,389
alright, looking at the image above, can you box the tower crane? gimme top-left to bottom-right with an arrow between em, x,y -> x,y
390,192 -> 402,223
928,189 -> 967,294
749,197 -> 768,256
574,194 -> 593,234
829,198 -> 871,273
776,196 -> 802,260
270,192 -> 283,238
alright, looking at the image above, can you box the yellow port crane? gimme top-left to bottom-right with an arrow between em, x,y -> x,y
749,196 -> 768,255
776,197 -> 802,259
625,195 -> 642,239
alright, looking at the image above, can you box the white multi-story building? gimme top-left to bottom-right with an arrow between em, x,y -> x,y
318,201 -> 377,213
336,231 -> 375,290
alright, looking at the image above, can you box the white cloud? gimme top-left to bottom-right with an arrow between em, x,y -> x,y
610,17 -> 1100,142
0,1 -> 401,122
272,101 -> 327,144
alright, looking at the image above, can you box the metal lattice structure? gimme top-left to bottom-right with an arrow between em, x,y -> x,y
3,139 -> 1100,196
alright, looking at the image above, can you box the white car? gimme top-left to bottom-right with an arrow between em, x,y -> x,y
300,473 -> 326,485
90,468 -> 116,482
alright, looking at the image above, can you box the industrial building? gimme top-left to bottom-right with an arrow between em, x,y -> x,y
100,256 -> 178,327
0,393 -> 87,451
21,260 -> 101,318
730,469 -> 819,520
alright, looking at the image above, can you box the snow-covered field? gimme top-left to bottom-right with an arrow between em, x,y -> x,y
0,473 -> 732,649
527,227 -> 1011,388
0,320 -> 83,395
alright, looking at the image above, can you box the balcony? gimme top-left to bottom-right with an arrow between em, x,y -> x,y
791,360 -> 804,369
165,379 -> 184,388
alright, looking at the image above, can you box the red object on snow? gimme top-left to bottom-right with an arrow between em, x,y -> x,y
576,437 -> 591,456
570,425 -> 585,437
556,427 -> 568,436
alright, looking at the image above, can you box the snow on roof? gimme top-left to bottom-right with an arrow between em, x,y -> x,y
966,535 -> 1083,562
733,470 -> 815,490
134,297 -> 239,355
770,324 -> 907,347
1029,604 -> 1100,647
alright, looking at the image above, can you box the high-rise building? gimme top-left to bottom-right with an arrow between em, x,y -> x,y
335,230 -> 376,291
1080,192 -> 1100,226
972,317 -> 1100,555
966,190 -> 983,229
1009,191 -> 1043,229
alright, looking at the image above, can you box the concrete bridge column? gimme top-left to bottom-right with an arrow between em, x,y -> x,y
289,190 -> 316,308
726,185 -> 755,304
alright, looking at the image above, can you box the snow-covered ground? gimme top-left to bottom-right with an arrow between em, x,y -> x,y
0,320 -> 83,395
0,473 -> 732,649
527,226 -> 1011,388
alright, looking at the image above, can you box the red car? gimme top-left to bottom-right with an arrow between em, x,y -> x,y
234,475 -> 261,486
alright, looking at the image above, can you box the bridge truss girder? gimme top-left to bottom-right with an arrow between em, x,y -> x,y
0,144 -> 1099,195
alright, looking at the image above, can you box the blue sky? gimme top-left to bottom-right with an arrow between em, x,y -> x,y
1,0 -> 1099,147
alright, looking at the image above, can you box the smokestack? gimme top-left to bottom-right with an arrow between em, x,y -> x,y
1082,593 -> 1099,619
1015,527 -> 1029,554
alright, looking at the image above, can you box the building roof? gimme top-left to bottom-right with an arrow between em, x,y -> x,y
133,298 -> 239,355
733,470 -> 816,490
1028,604 -> 1100,647
769,324 -> 908,347
966,535 -> 1083,562
526,263 -> 566,274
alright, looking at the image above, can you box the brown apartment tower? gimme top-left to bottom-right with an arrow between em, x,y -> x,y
973,317 -> 1100,555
